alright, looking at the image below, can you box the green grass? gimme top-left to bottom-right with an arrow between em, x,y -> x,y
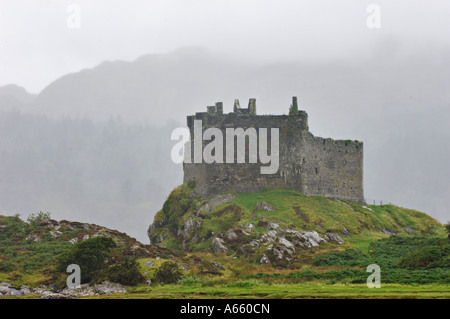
83,282 -> 450,299
346,230 -> 388,252
225,188 -> 442,241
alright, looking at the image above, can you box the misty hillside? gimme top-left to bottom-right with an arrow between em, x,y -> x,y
0,112 -> 182,242
6,46 -> 450,128
0,84 -> 37,111
0,46 -> 449,242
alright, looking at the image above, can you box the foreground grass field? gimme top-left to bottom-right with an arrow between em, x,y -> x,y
86,283 -> 450,299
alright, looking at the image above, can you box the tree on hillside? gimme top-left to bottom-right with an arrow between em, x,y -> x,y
57,237 -> 116,283
445,221 -> 450,238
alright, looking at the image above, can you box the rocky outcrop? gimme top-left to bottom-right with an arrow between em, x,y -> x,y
147,220 -> 167,235
206,221 -> 345,266
0,281 -> 127,298
258,229 -> 331,265
323,232 -> 345,245
0,283 -> 29,297
147,220 -> 168,244
35,282 -> 127,298
148,194 -> 237,246
23,218 -> 146,250
267,222 -> 280,230
342,228 -> 351,237
199,194 -> 236,212
183,217 -> 199,238
211,237 -> 228,253
93,282 -> 127,295
225,230 -> 239,241
255,201 -> 274,212
382,228 -> 397,236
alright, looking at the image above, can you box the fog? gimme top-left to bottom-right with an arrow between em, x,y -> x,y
0,1 -> 449,242
2,0 -> 450,93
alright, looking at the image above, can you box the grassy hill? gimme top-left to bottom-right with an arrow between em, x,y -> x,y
0,213 -> 174,289
141,183 -> 449,294
1,184 -> 448,298
149,184 -> 445,254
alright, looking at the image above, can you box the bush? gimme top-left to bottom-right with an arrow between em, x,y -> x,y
153,261 -> 183,284
0,260 -> 15,272
56,237 -> 116,283
398,246 -> 450,268
102,259 -> 145,286
27,212 -> 51,229
312,249 -> 369,267
0,216 -> 29,244
288,103 -> 298,115
288,269 -> 319,279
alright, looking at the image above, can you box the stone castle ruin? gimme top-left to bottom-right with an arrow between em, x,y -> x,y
183,97 -> 364,203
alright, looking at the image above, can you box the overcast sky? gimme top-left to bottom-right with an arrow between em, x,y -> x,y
1,0 -> 450,93
1,1 -> 449,240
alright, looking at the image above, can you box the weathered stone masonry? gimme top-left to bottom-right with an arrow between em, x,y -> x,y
184,97 -> 364,203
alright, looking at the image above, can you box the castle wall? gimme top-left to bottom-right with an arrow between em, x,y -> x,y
183,104 -> 364,203
184,112 -> 308,196
301,133 -> 364,202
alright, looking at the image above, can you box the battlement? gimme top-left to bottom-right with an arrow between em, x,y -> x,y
197,97 -> 299,117
191,98 -> 256,121
184,97 -> 364,203
188,97 -> 308,130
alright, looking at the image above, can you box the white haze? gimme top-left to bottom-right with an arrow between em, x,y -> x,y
0,0 -> 449,242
